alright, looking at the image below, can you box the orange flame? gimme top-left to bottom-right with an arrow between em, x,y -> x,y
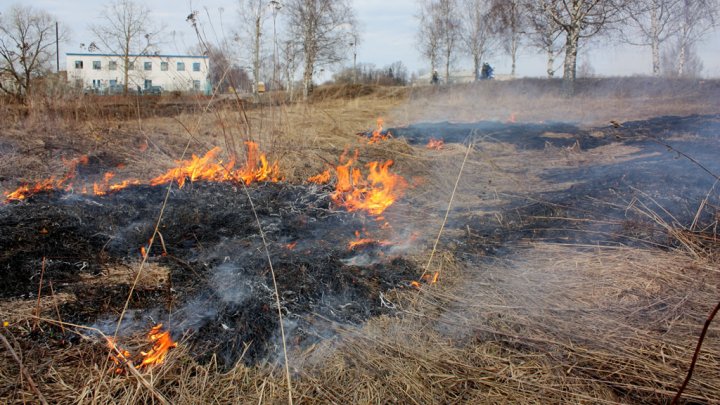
140,324 -> 178,368
105,324 -> 178,374
368,118 -> 392,144
4,155 -> 89,201
106,337 -> 132,374
306,151 -> 407,216
411,271 -> 440,289
348,230 -> 393,250
307,169 -> 331,184
332,160 -> 406,216
426,138 -> 445,150
3,144 -> 280,203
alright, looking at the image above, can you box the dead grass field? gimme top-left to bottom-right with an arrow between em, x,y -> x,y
1,79 -> 719,404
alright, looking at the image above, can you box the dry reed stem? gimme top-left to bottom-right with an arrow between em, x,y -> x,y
0,332 -> 49,405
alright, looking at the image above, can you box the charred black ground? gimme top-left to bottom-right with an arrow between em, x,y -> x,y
395,114 -> 720,253
0,182 -> 418,366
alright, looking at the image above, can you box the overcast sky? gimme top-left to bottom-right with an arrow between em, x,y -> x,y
28,0 -> 720,78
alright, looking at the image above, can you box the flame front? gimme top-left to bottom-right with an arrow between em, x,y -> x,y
368,118 -> 392,144
426,138 -> 445,150
308,169 -> 331,184
317,153 -> 406,216
106,337 -> 132,374
3,143 -> 280,203
105,324 -> 178,374
333,160 -> 406,216
4,155 -> 89,201
348,230 -> 393,250
140,324 -> 178,368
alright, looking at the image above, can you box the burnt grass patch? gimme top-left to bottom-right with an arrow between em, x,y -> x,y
0,182 -> 419,367
424,114 -> 720,254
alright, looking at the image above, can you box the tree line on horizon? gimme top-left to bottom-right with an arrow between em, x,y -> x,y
0,0 -> 718,103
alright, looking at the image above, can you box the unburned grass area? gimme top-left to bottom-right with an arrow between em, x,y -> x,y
1,79 -> 720,404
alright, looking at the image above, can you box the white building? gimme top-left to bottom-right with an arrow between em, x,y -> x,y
66,53 -> 210,94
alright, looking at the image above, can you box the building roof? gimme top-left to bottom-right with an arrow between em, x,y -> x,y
66,53 -> 208,59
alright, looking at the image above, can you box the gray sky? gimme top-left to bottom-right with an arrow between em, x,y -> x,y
29,0 -> 720,78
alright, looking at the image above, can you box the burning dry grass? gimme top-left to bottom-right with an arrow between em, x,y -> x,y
2,82 -> 720,403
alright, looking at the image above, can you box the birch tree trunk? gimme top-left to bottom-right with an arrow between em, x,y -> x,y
253,16 -> 261,96
546,46 -> 555,78
650,7 -> 661,76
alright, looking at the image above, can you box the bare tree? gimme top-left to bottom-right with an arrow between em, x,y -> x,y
524,2 -> 564,77
490,0 -> 526,76
279,38 -> 301,99
417,0 -> 461,84
90,0 -> 162,94
417,0 -> 442,75
194,43 -> 251,93
672,0 -> 718,76
0,5 -> 63,102
459,0 -> 497,81
237,0 -> 269,95
284,0 -> 356,100
436,0 -> 462,83
541,0 -> 628,89
622,0 -> 682,76
662,38 -> 704,77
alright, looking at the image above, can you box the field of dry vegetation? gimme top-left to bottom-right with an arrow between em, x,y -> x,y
1,79 -> 719,404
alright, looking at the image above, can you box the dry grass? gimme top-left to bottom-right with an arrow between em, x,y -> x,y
2,246 -> 718,404
1,80 -> 720,404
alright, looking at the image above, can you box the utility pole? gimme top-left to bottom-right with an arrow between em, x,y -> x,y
55,22 -> 59,72
270,0 -> 282,91
349,38 -> 357,84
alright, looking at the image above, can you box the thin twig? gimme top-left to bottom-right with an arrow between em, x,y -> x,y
233,176 -> 294,405
419,141 -> 473,281
0,332 -> 50,405
32,316 -> 171,404
671,299 -> 720,405
48,280 -> 65,335
33,256 -> 46,330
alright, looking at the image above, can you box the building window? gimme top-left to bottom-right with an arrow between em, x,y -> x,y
161,62 -> 168,71
74,61 -> 83,69
193,80 -> 201,90
92,61 -> 101,70
177,62 -> 185,71
128,61 -> 135,70
109,61 -> 117,71
192,62 -> 201,72
144,61 -> 152,71
144,79 -> 152,89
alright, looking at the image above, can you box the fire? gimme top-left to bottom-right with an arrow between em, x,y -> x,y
105,324 -> 177,374
140,324 -> 178,368
410,272 -> 440,289
106,336 -> 133,374
308,169 -> 331,184
367,118 -> 392,144
3,143 -> 280,203
4,155 -> 89,201
347,230 -> 393,250
330,156 -> 407,216
426,138 -> 445,150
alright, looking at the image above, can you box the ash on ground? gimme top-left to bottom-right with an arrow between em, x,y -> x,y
0,182 -> 418,366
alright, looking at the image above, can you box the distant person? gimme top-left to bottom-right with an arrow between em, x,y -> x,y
431,70 -> 439,85
481,63 -> 494,80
